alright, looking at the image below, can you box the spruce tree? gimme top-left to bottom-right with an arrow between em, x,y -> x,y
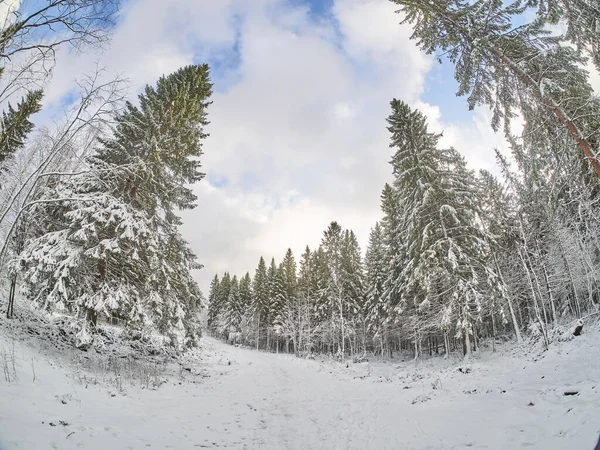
239,273 -> 253,315
364,222 -> 388,340
322,221 -> 353,355
0,90 -> 43,173
298,247 -> 313,303
297,246 -> 314,353
275,248 -> 299,352
266,257 -> 279,350
238,272 -> 253,338
386,99 -> 500,358
310,246 -> 332,348
217,273 -> 232,332
252,256 -> 269,349
380,183 -> 403,322
340,230 -> 364,316
18,65 -> 213,348
226,275 -> 241,331
531,0 -> 600,71
207,274 -> 221,333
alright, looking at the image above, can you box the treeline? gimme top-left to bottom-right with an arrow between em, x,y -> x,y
208,225 -> 365,356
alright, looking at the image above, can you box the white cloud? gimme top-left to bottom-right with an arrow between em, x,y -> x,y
415,101 -> 512,175
588,63 -> 600,94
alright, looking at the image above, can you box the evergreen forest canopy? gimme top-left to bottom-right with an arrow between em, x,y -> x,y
207,0 -> 600,358
0,0 -> 599,357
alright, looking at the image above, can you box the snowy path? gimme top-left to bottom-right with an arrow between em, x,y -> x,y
1,334 -> 600,449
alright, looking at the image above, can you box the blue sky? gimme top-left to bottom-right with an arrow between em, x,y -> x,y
300,0 -> 334,16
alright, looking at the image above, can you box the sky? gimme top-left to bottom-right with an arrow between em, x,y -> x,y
40,0 -> 523,294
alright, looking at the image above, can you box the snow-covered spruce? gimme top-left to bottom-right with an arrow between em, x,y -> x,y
16,65 -> 213,349
382,100 -> 504,359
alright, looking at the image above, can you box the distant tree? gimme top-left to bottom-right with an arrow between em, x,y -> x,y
207,274 -> 221,332
252,256 -> 269,349
364,222 -> 388,352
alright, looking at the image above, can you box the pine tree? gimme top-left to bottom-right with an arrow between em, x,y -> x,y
532,0 -> 600,71
252,256 -> 269,349
280,249 -> 297,303
297,246 -> 314,354
311,246 -> 331,327
215,272 -> 232,335
266,257 -> 279,350
226,275 -> 241,331
1,89 -> 44,318
271,262 -> 287,351
239,272 -> 253,315
364,222 -> 388,344
0,90 -> 43,173
341,230 -> 364,313
18,65 -> 213,348
340,229 -> 364,354
321,222 -> 347,355
238,272 -> 253,339
310,246 -> 332,352
275,248 -> 299,353
386,99 -> 500,358
380,183 -> 403,324
207,274 -> 221,333
298,247 -> 313,303
478,169 -> 522,343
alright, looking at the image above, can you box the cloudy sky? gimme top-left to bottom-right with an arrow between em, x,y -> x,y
42,0 -> 527,293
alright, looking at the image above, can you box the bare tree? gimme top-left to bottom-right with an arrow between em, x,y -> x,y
0,0 -> 119,104
0,0 -> 118,59
0,69 -> 125,317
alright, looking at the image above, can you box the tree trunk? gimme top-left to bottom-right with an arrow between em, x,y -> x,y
266,322 -> 270,352
413,328 -> 420,360
338,294 -> 345,357
444,333 -> 450,359
491,308 -> 497,353
86,309 -> 98,328
6,274 -> 16,319
518,248 -> 549,349
256,315 -> 260,351
464,331 -> 472,359
556,231 -> 583,318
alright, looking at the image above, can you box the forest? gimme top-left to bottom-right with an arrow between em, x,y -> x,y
0,0 -> 598,361
207,0 -> 600,359
1,1 -> 600,448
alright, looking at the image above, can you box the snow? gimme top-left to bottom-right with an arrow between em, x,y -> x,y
1,322 -> 600,449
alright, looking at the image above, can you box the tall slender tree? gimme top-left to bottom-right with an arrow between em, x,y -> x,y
252,256 -> 269,349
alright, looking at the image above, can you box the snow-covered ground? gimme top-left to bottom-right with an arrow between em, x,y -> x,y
1,322 -> 600,449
